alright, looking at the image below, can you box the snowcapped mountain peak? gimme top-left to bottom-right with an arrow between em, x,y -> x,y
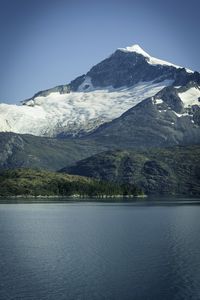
118,44 -> 150,57
118,43 -> 193,72
0,41 -> 198,138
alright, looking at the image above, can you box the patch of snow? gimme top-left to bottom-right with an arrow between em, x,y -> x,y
118,44 -> 150,57
178,87 -> 200,108
154,99 -> 163,104
0,80 -> 173,137
174,112 -> 189,118
148,56 -> 182,69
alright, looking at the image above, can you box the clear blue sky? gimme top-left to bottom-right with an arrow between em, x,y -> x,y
0,0 -> 199,103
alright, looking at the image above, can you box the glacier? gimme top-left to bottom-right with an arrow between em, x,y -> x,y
0,80 -> 172,137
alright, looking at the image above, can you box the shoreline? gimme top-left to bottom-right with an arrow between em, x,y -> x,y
0,194 -> 147,199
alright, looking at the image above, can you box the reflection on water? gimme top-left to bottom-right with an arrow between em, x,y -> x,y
0,200 -> 200,300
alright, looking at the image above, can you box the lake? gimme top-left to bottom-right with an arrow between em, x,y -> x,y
0,199 -> 200,300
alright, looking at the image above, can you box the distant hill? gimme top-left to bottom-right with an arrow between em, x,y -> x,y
0,132 -> 108,170
61,145 -> 200,196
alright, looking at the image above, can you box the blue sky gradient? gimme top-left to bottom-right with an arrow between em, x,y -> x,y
0,0 -> 199,103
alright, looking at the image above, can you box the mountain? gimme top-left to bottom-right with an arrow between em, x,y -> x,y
0,44 -> 199,138
61,145 -> 200,196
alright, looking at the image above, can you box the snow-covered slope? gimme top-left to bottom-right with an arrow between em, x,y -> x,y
0,80 -> 172,137
178,86 -> 200,107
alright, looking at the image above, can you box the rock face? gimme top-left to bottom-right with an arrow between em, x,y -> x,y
61,146 -> 200,195
0,44 -> 199,138
86,50 -> 186,88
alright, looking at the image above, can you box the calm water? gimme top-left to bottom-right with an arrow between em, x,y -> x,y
0,200 -> 200,300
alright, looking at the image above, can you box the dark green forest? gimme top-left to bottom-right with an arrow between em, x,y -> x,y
0,169 -> 143,198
